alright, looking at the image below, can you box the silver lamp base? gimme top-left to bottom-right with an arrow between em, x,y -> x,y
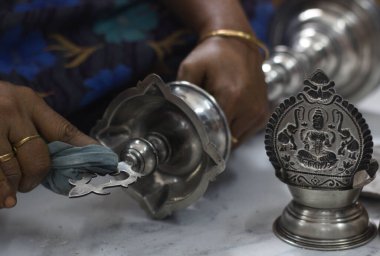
273,197 -> 377,250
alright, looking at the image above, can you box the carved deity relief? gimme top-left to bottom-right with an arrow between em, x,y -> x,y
297,108 -> 338,170
265,70 -> 372,189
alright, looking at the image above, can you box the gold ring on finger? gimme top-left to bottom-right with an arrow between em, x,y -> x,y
0,152 -> 15,163
13,135 -> 41,151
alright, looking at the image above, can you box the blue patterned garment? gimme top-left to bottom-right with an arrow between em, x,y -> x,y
0,0 -> 279,128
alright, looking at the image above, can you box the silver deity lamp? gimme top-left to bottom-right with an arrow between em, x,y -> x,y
88,74 -> 231,219
265,70 -> 378,250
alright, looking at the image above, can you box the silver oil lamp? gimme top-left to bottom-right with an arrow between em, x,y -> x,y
80,74 -> 231,219
264,0 -> 380,105
265,70 -> 378,250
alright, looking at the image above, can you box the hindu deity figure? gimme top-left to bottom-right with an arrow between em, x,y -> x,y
297,109 -> 337,170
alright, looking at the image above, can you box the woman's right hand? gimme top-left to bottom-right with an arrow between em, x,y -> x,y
0,81 -> 97,208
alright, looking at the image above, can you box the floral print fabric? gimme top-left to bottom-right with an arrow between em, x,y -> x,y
93,3 -> 159,43
0,0 -> 279,119
0,26 -> 56,80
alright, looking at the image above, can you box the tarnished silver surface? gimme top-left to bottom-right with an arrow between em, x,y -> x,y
354,111 -> 380,197
90,74 -> 230,219
362,145 -> 380,198
273,201 -> 377,251
265,70 -> 378,250
264,0 -> 380,105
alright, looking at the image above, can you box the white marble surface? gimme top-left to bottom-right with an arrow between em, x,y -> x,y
2,88 -> 380,256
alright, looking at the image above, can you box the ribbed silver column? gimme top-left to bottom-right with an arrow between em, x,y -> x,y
263,0 -> 380,105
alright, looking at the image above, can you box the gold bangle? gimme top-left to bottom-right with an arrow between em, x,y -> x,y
200,29 -> 269,60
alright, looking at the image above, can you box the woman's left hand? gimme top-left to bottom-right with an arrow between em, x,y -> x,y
177,36 -> 270,145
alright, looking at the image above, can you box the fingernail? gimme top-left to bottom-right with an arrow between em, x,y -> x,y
4,196 -> 16,208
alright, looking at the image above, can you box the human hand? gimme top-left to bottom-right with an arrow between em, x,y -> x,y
177,37 -> 270,146
0,82 -> 97,208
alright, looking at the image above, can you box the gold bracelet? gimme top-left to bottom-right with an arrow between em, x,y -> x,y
200,29 -> 269,59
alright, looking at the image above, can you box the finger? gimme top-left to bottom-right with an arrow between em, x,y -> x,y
0,142 -> 20,208
230,116 -> 256,146
230,105 -> 270,148
0,154 -> 21,194
234,122 -> 262,148
0,169 -> 16,208
32,99 -> 97,146
13,136 -> 50,192
177,58 -> 206,87
8,122 -> 51,192
0,108 -> 20,206
205,76 -> 237,124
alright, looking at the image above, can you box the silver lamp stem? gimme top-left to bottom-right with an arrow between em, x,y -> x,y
121,133 -> 171,176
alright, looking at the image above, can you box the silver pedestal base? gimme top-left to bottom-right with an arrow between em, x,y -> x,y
273,201 -> 377,251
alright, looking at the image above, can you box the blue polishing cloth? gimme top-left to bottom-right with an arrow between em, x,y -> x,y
42,141 -> 119,195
